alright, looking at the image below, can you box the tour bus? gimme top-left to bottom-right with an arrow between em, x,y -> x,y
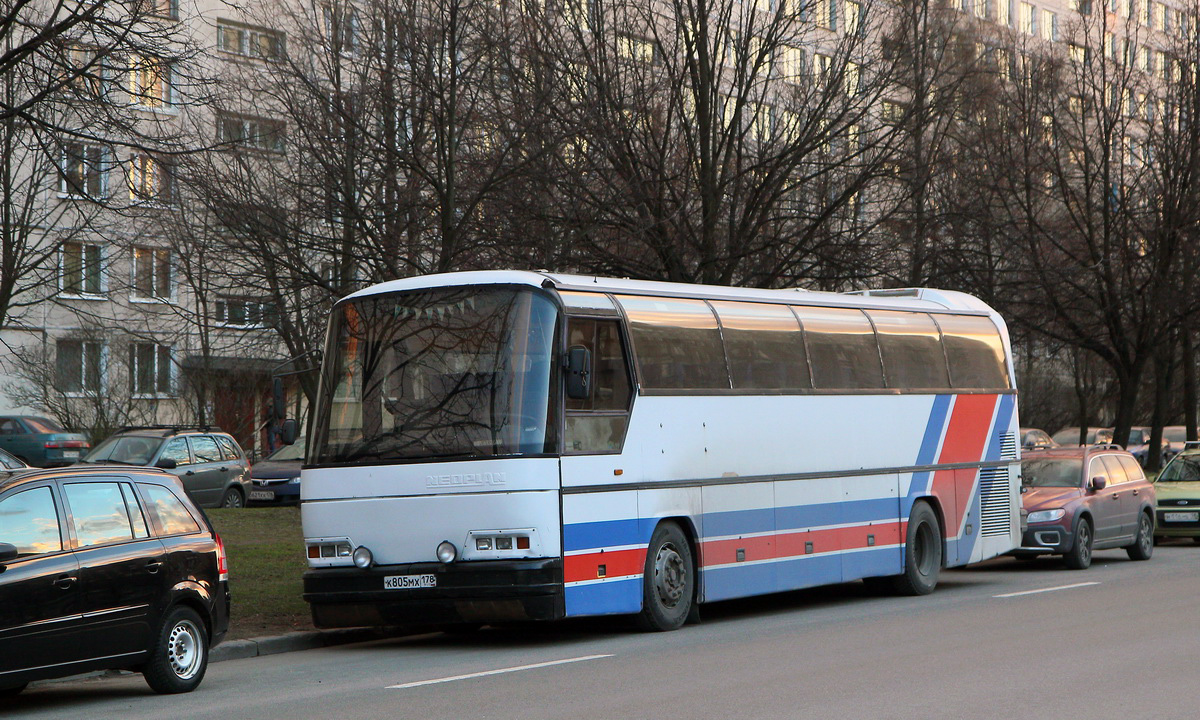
297,271 -> 1020,631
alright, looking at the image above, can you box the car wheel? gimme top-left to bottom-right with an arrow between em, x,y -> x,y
1064,517 -> 1093,570
219,487 -> 245,509
635,522 -> 694,632
0,683 -> 27,697
1126,512 -> 1154,561
143,605 -> 209,694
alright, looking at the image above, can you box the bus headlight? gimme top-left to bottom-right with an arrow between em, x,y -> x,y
437,541 -> 457,563
352,545 -> 374,569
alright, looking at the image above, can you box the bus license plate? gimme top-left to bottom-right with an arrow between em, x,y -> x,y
249,490 -> 275,501
384,574 -> 437,590
1164,511 -> 1199,522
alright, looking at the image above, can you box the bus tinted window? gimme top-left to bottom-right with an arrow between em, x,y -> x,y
566,319 -> 631,412
798,306 -> 884,389
935,314 -> 1010,389
866,310 -> 950,389
617,296 -> 730,390
711,301 -> 810,391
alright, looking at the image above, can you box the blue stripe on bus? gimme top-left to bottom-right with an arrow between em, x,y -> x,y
566,495 -> 904,553
563,518 -> 644,552
984,393 -> 1017,462
702,545 -> 903,603
564,577 -> 642,617
904,394 -> 953,515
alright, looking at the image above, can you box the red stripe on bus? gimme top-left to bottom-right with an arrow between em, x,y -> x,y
931,394 -> 998,536
564,548 -> 646,584
699,522 -> 904,567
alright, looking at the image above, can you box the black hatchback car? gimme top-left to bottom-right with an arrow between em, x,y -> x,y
0,467 -> 230,695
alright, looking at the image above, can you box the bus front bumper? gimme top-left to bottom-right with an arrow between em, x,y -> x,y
303,558 -> 564,628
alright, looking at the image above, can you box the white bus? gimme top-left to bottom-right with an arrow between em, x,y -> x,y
298,271 -> 1020,631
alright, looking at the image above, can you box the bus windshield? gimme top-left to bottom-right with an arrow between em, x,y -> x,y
311,286 -> 558,465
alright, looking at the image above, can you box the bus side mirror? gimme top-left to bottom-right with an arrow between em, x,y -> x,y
272,377 -> 286,421
566,346 -> 592,400
281,418 -> 299,446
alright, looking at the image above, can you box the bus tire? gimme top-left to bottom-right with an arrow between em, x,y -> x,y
891,501 -> 942,596
636,522 -> 694,632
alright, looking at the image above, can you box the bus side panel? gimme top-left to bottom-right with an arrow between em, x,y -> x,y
697,483 -> 777,603
836,473 -> 904,582
562,490 -> 644,617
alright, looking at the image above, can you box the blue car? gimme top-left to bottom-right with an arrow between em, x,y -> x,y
248,439 -> 304,506
0,416 -> 90,467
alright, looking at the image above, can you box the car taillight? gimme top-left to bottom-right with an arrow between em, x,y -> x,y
214,532 -> 229,582
44,440 -> 88,449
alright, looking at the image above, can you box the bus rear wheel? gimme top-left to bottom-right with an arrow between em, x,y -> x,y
891,501 -> 942,596
636,522 -> 694,632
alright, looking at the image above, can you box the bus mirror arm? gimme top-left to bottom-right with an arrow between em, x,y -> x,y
566,346 -> 592,400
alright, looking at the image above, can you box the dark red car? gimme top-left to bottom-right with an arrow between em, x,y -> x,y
1013,446 -> 1156,569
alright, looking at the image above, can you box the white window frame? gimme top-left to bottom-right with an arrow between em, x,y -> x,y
216,19 -> 285,61
56,339 -> 105,396
57,143 -> 108,198
215,296 -> 276,329
130,246 -> 172,302
128,55 -> 173,110
128,154 -> 174,205
129,342 -> 174,398
59,241 -> 106,297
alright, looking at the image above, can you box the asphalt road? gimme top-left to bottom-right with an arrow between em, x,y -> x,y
8,542 -> 1200,719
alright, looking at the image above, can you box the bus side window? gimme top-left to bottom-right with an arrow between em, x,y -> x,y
565,318 -> 633,454
711,301 -> 811,391
797,306 -> 885,390
616,296 -> 730,390
865,310 -> 951,390
935,315 -> 1011,389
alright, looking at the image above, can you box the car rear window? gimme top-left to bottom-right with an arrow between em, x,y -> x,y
138,483 -> 200,536
215,435 -> 242,460
23,417 -> 65,433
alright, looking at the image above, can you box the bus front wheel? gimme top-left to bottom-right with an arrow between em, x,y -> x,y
892,501 -> 942,596
636,522 -> 694,632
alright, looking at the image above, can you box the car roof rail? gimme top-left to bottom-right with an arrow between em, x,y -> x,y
116,424 -> 224,435
1184,440 -> 1200,447
1090,444 -> 1125,452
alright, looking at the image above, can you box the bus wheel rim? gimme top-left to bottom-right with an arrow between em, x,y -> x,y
653,543 -> 686,607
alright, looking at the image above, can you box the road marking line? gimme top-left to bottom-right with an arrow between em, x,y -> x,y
994,581 -> 1100,598
387,654 -> 614,689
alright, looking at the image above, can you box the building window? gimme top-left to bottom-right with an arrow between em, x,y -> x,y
128,55 -> 171,108
132,246 -> 171,299
143,0 -> 179,19
1019,2 -> 1035,35
616,34 -> 655,64
816,0 -> 835,29
216,20 -> 285,60
844,1 -> 862,33
216,112 -> 286,153
1040,9 -> 1057,41
58,143 -> 106,197
56,340 -> 103,394
61,241 -> 103,295
215,296 -> 277,328
130,342 -> 172,397
128,154 -> 174,203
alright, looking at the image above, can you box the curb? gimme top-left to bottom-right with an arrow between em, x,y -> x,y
210,627 -> 395,662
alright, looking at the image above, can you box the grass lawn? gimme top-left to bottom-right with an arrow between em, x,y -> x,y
207,507 -> 315,640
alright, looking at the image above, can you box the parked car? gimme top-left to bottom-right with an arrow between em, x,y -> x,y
248,438 -> 305,507
81,426 -> 251,509
1020,428 -> 1058,450
1117,427 -> 1171,467
0,416 -> 89,467
1162,426 -> 1188,460
0,466 -> 230,695
0,448 -> 31,481
1013,446 -> 1156,569
1151,447 -> 1200,542
1050,426 -> 1113,447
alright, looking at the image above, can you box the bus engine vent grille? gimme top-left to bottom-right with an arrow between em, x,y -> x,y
978,467 -> 1012,537
999,432 -> 1018,460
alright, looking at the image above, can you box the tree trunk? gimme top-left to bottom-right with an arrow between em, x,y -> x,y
1185,329 -> 1198,442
